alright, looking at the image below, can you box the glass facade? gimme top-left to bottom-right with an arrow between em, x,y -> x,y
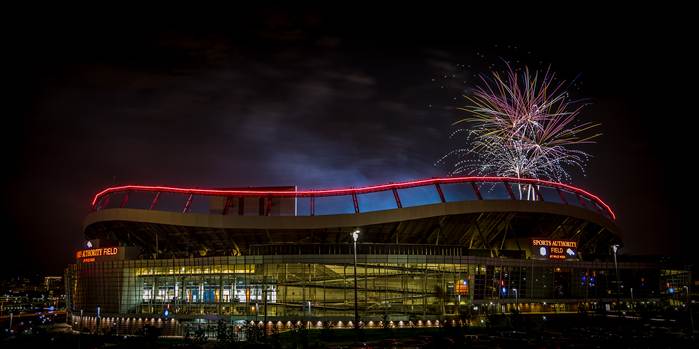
65,247 -> 673,336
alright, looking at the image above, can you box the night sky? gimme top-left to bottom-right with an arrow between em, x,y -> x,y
4,8 -> 692,277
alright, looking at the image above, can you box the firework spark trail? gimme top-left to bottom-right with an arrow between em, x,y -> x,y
437,64 -> 600,192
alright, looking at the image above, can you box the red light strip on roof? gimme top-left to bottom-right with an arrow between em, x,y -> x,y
91,176 -> 615,220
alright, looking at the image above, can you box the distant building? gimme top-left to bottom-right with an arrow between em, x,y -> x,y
44,276 -> 63,296
0,275 -> 65,316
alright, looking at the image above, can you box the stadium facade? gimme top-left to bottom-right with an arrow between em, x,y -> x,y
65,177 -> 687,336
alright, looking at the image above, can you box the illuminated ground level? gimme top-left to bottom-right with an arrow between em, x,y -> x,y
65,245 -> 687,336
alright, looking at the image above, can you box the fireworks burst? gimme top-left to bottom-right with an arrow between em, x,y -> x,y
438,64 -> 600,193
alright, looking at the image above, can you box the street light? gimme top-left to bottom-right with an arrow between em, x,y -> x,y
513,288 -> 518,312
630,287 -> 634,310
612,244 -> 621,311
352,229 -> 360,330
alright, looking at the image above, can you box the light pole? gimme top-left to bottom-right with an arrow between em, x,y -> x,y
630,287 -> 634,310
513,288 -> 518,312
79,309 -> 83,349
352,229 -> 360,330
683,286 -> 694,334
612,244 -> 621,312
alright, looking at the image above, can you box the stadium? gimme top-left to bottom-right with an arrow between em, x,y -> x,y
65,176 -> 672,336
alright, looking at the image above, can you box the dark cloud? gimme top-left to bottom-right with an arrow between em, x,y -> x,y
4,9 -> 693,276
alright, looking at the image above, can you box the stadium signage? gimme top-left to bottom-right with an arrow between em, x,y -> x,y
76,247 -> 120,263
531,239 -> 577,260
